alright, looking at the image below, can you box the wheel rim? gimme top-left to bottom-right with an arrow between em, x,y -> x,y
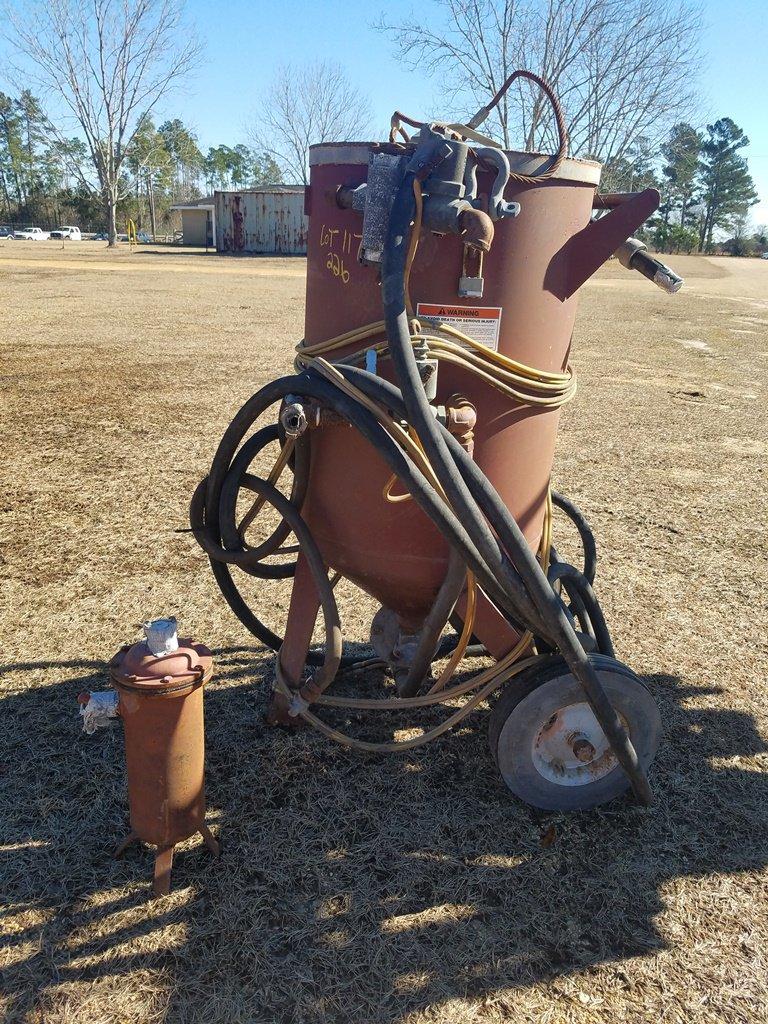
531,701 -> 625,787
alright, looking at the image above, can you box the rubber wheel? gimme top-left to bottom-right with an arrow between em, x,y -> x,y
489,654 -> 661,811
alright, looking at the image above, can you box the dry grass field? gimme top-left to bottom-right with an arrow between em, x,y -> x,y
1,239 -> 767,1024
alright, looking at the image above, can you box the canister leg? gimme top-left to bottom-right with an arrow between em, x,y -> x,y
267,551 -> 321,726
199,824 -> 221,858
153,845 -> 175,898
455,587 -> 523,660
113,831 -> 139,859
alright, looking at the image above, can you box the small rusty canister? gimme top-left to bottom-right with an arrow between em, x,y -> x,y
110,618 -> 219,897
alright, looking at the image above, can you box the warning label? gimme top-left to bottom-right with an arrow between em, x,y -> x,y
416,303 -> 502,351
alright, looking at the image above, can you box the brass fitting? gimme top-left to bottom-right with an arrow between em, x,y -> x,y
445,395 -> 477,456
458,207 -> 494,253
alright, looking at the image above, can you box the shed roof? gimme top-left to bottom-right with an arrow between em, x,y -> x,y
215,185 -> 305,194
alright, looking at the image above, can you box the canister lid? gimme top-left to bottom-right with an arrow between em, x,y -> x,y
309,141 -> 601,185
109,639 -> 213,695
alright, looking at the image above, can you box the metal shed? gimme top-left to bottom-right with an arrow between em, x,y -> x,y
214,187 -> 307,255
170,200 -> 215,247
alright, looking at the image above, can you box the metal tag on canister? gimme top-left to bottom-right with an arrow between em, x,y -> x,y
110,617 -> 219,897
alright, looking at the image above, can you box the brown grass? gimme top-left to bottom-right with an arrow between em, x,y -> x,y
1,240 -> 768,1024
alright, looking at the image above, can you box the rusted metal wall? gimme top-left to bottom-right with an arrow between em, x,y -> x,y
215,189 -> 308,254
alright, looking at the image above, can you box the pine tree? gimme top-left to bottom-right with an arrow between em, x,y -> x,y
698,119 -> 758,252
158,120 -> 203,201
127,114 -> 173,237
15,90 -> 48,201
600,136 -> 659,194
0,92 -> 25,209
660,123 -> 702,233
252,152 -> 283,186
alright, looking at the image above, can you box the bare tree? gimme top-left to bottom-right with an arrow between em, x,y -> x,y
4,0 -> 201,244
379,0 -> 702,166
250,62 -> 372,186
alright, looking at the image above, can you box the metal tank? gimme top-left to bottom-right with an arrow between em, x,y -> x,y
111,619 -> 220,897
297,144 -> 597,652
194,71 -> 682,811
282,143 -> 661,669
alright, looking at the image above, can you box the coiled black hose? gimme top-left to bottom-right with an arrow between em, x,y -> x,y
192,163 -> 648,803
551,490 -> 597,585
194,373 -> 534,667
547,561 -> 614,657
378,169 -> 651,804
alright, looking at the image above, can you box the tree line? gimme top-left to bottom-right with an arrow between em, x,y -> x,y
0,90 -> 283,235
3,78 -> 760,255
380,0 -> 761,256
1,0 -> 762,251
602,118 -> 760,254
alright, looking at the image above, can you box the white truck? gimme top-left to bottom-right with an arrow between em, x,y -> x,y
12,226 -> 50,240
49,225 -> 82,241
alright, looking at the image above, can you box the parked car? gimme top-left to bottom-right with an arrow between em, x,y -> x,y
49,225 -> 81,241
761,252 -> 768,260
13,226 -> 50,240
0,225 -> 14,239
92,232 -> 109,241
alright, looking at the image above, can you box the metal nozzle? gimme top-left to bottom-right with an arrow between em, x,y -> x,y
280,397 -> 308,437
615,237 -> 684,294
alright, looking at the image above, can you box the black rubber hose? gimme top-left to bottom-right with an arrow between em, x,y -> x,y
205,375 -> 301,532
335,365 -> 548,638
196,376 -> 342,662
380,171 -> 547,639
399,547 -> 466,696
547,562 -> 615,657
191,476 -> 298,579
336,368 -> 613,670
217,425 -> 309,577
379,170 -> 652,805
245,476 -> 341,691
335,364 -> 549,641
198,373 -> 527,660
308,373 -> 542,625
548,544 -> 592,634
438,636 -> 487,659
551,490 -> 597,585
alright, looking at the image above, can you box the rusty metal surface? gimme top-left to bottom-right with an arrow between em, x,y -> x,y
289,143 -> 603,660
309,142 -> 602,184
458,207 -> 495,252
215,189 -> 308,254
551,188 -> 661,298
110,639 -> 218,896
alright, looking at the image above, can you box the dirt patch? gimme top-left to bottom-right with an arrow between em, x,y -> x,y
2,245 -> 768,1024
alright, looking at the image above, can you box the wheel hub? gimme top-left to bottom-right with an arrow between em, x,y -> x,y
532,702 -> 622,786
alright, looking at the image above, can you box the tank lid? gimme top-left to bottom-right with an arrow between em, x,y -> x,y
309,141 -> 601,185
109,638 -> 213,694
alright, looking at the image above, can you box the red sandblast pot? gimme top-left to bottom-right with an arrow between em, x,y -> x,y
285,143 -> 656,660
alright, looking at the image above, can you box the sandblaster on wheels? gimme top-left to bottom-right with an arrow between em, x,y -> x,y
488,655 -> 662,811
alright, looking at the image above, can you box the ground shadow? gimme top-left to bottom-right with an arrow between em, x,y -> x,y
133,249 -> 219,258
2,649 -> 767,1022
134,250 -> 306,260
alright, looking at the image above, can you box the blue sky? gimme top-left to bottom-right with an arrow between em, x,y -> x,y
3,0 -> 767,222
185,0 -> 768,223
